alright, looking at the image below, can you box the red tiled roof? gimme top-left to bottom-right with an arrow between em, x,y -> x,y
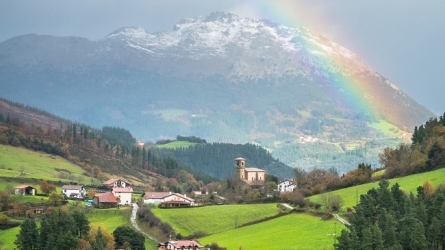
95,192 -> 118,203
172,240 -> 203,248
14,185 -> 34,189
142,192 -> 170,199
103,179 -> 117,185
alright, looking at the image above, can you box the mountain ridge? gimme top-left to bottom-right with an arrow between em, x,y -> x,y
0,11 -> 434,171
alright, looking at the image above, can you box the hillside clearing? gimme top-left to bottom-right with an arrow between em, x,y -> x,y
151,203 -> 279,236
200,213 -> 345,250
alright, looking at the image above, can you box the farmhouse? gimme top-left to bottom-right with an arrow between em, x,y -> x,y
234,157 -> 266,187
141,192 -> 171,204
103,178 -> 130,189
112,187 -> 133,206
61,185 -> 86,198
141,192 -> 195,206
161,193 -> 195,207
14,185 -> 36,195
277,179 -> 297,193
93,192 -> 118,208
158,239 -> 203,250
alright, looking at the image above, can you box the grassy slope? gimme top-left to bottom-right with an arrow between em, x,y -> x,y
0,226 -> 20,250
0,144 -> 99,184
152,204 -> 279,236
200,213 -> 346,250
310,168 -> 445,209
86,207 -> 158,250
156,141 -> 197,149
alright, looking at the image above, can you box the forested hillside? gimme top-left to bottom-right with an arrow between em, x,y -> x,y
0,98 -> 217,189
337,179 -> 445,249
379,113 -> 445,179
152,142 -> 294,180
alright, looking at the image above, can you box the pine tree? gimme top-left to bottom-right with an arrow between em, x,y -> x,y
89,227 -> 107,250
15,219 -> 39,250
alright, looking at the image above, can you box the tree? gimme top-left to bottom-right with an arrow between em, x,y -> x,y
87,189 -> 96,199
294,168 -> 307,188
48,191 -> 64,205
38,209 -> 78,250
15,219 -> 38,250
40,180 -> 56,195
0,190 -> 11,211
72,210 -> 90,239
89,227 -> 115,250
113,226 -> 145,250
90,227 -> 107,250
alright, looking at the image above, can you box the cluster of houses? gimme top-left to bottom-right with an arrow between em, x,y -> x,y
13,157 -> 297,210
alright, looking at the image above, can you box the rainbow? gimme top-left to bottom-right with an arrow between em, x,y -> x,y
237,1 -> 387,122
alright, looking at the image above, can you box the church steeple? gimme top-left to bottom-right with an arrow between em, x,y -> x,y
235,157 -> 246,180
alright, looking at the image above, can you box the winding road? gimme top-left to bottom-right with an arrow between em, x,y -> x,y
130,203 -> 159,242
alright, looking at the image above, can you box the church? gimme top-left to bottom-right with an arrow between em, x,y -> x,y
234,157 -> 266,187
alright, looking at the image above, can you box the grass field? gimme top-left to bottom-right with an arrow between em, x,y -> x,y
0,225 -> 20,250
0,144 -> 98,184
200,213 -> 346,250
152,204 -> 279,236
156,141 -> 197,149
86,207 -> 158,250
369,120 -> 404,137
310,167 -> 445,209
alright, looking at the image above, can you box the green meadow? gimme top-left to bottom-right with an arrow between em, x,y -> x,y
369,120 -> 404,136
0,144 -> 99,184
86,207 -> 157,250
200,213 -> 345,250
310,167 -> 445,209
0,225 -> 20,250
156,141 -> 197,149
152,204 -> 279,236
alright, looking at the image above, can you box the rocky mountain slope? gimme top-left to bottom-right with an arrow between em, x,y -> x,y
0,12 -> 434,171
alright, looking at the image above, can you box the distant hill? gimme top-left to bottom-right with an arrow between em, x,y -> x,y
152,141 -> 295,180
0,12 -> 434,172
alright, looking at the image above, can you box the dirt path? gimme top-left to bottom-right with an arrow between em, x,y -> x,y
131,203 -> 159,243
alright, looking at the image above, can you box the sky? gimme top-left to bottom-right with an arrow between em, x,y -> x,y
1,0 -> 444,115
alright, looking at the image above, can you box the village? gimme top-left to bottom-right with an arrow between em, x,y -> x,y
8,157 -> 298,249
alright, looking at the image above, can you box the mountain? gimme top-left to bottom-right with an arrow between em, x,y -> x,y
0,12 -> 434,172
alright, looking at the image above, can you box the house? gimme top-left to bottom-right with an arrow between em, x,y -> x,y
277,179 -> 297,193
234,157 -> 266,186
141,192 -> 171,204
161,193 -> 195,207
14,185 -> 36,195
102,178 -> 130,189
141,192 -> 195,207
112,187 -> 133,206
158,240 -> 203,250
93,192 -> 118,208
61,185 -> 86,198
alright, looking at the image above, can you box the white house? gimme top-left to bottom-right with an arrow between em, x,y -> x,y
141,192 -> 195,206
141,192 -> 171,204
14,185 -> 36,195
103,178 -> 130,189
161,193 -> 195,207
277,179 -> 297,193
112,187 -> 133,205
61,185 -> 86,198
158,240 -> 203,250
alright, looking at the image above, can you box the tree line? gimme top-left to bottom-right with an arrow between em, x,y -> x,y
15,208 -> 145,250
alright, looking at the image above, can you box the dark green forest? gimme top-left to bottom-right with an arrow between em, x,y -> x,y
336,180 -> 445,250
151,142 -> 295,180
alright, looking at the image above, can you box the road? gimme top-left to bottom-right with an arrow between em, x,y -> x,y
131,203 -> 159,243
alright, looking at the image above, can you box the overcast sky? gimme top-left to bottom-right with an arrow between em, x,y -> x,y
1,0 -> 444,115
